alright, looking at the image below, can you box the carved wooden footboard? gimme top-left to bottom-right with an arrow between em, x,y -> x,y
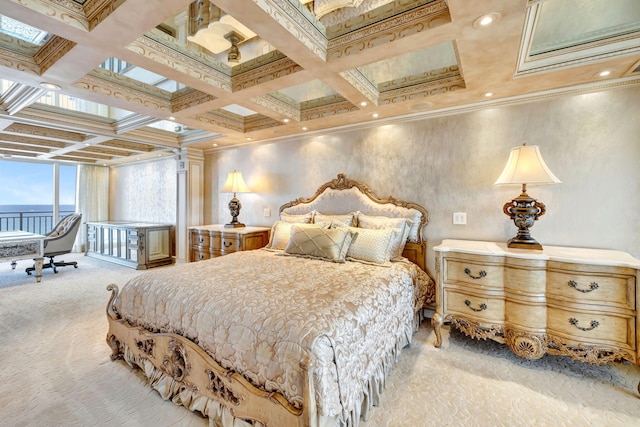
106,284 -> 318,427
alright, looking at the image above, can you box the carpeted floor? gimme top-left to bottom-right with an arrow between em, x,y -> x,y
1,253 -> 640,426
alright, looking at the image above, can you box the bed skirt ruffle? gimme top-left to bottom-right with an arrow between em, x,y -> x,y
120,311 -> 425,427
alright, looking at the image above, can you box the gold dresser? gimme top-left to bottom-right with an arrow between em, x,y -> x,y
433,239 -> 640,373
188,225 -> 270,262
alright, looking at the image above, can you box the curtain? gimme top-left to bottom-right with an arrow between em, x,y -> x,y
73,164 -> 109,252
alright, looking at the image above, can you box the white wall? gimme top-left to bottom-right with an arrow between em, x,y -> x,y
206,86 -> 640,277
109,157 -> 177,224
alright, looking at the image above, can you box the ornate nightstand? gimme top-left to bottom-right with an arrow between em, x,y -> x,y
188,225 -> 269,262
432,239 -> 640,372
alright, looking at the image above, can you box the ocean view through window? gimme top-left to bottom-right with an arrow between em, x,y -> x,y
0,159 -> 76,234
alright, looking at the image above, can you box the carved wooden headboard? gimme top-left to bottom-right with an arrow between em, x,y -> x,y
280,174 -> 429,271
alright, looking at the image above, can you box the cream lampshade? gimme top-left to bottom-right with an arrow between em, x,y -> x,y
494,144 -> 561,250
221,170 -> 250,228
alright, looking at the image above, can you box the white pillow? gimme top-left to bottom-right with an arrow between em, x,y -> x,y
335,226 -> 394,266
357,214 -> 412,260
280,211 -> 314,223
314,211 -> 357,227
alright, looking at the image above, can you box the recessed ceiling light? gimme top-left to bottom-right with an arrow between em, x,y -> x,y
411,102 -> 433,111
84,143 -> 90,146
360,101 -> 367,107
283,118 -> 290,123
40,82 -> 61,91
598,70 -> 611,77
168,116 -> 176,121
246,137 -> 252,140
473,12 -> 501,28
302,127 -> 308,131
484,92 -> 493,97
372,113 -> 379,118
212,143 -> 218,147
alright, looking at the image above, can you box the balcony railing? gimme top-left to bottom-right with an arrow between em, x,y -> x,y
0,210 -> 75,235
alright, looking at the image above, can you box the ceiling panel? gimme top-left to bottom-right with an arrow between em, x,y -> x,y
0,0 -> 636,164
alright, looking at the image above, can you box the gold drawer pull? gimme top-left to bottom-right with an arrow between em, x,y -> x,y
464,299 -> 487,312
569,317 -> 599,331
567,280 -> 599,293
464,268 -> 486,280
223,241 -> 233,248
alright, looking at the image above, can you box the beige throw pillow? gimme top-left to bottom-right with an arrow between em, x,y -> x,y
284,226 -> 354,262
267,221 -> 327,250
334,226 -> 395,266
357,214 -> 412,260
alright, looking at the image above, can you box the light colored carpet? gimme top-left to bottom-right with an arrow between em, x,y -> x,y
1,254 -> 640,427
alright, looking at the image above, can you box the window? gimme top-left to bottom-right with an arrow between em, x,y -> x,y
0,160 -> 77,233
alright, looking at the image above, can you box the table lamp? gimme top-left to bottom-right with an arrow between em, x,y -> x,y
221,170 -> 250,228
494,144 -> 561,250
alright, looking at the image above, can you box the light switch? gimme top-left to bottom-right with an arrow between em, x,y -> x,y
263,208 -> 271,217
453,212 -> 467,225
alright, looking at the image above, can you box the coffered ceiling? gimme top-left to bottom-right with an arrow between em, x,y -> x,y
0,0 -> 638,165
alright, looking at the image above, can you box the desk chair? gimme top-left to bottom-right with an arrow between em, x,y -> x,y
26,213 -> 82,275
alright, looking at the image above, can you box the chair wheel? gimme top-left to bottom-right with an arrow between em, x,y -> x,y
74,265 -> 78,269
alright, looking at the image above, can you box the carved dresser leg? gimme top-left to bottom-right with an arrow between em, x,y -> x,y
432,313 -> 443,348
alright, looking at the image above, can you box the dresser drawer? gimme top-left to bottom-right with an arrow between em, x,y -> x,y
547,306 -> 635,349
220,235 -> 240,253
547,270 -> 635,309
191,249 -> 211,262
191,231 -> 210,247
444,258 -> 503,289
444,289 -> 505,322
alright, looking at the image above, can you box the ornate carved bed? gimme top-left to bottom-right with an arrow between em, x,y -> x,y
106,174 -> 435,427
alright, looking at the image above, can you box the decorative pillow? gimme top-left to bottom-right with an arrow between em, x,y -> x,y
284,226 -> 354,263
266,221 -> 328,250
357,214 -> 412,260
314,211 -> 357,227
335,226 -> 395,266
280,211 -> 314,224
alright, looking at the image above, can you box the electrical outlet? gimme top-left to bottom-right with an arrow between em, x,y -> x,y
263,208 -> 271,217
453,211 -> 467,225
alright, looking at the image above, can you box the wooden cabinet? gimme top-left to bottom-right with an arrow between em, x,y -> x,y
86,221 -> 174,269
432,240 -> 640,367
188,225 -> 270,262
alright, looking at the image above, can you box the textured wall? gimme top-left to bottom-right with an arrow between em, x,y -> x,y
206,86 -> 640,276
109,157 -> 177,224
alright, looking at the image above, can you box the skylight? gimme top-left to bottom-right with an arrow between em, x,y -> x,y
35,92 -> 134,121
0,78 -> 15,95
0,14 -> 49,45
100,58 -> 185,93
147,120 -> 189,133
222,104 -> 257,116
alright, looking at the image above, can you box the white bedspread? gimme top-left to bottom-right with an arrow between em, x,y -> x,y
115,249 -> 434,424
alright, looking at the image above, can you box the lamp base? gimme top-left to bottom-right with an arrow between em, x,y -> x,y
224,222 -> 245,228
225,196 -> 245,228
507,237 -> 542,250
503,185 -> 546,251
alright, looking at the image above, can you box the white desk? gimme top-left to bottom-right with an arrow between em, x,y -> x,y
0,231 -> 44,282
